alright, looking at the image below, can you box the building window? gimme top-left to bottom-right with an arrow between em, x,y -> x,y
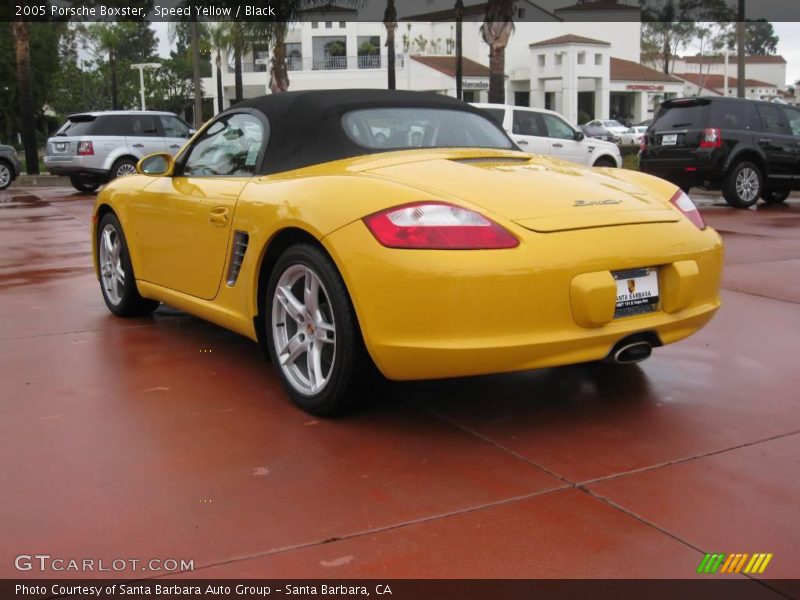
358,36 -> 381,69
555,53 -> 563,66
538,54 -> 545,67
312,22 -> 318,29
462,90 -> 476,103
577,52 -> 586,65
286,43 -> 302,71
313,36 -> 347,70
325,21 -> 332,29
339,22 -> 346,28
595,54 -> 602,66
514,91 -> 530,107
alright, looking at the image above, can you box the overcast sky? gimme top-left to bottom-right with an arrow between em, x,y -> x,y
153,21 -> 800,87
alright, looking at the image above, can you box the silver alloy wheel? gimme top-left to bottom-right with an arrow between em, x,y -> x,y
0,163 -> 10,188
116,162 -> 137,177
735,167 -> 759,204
271,264 -> 336,396
99,223 -> 125,305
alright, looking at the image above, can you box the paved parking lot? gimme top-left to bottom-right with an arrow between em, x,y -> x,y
0,187 -> 798,592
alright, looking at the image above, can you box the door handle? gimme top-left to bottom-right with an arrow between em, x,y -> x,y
209,206 -> 229,226
132,143 -> 145,149
552,143 -> 564,148
758,138 -> 771,145
169,144 -> 181,149
515,139 -> 528,145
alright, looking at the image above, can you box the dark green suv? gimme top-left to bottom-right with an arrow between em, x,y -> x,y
640,97 -> 799,208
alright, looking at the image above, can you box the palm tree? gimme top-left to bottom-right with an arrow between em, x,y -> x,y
384,0 -> 397,89
11,21 -> 39,175
87,24 -> 124,109
480,0 -> 515,104
189,19 -> 203,126
269,22 -> 289,93
455,0 -> 464,99
209,24 -> 230,112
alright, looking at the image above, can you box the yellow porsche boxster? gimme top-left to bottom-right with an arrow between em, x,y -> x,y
92,90 -> 722,415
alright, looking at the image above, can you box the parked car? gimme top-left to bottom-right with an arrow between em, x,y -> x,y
45,111 -> 194,193
585,119 -> 637,143
475,103 -> 621,167
0,145 -> 22,190
580,123 -> 620,144
631,125 -> 649,146
93,90 -> 721,415
640,96 -> 799,208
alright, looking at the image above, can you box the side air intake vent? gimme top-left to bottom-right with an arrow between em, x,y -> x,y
226,231 -> 249,286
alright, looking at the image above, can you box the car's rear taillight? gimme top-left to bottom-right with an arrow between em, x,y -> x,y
670,189 -> 706,230
363,202 -> 519,250
699,128 -> 721,149
77,141 -> 94,156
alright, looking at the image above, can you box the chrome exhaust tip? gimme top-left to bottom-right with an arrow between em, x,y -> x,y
612,341 -> 652,365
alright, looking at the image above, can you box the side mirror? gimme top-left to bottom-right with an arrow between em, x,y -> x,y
574,131 -> 585,141
137,153 -> 175,177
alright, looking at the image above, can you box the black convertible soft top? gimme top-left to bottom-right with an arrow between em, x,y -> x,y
229,89 -> 508,175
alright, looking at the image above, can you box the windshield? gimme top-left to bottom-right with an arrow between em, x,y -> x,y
603,120 -> 624,128
342,108 -> 514,150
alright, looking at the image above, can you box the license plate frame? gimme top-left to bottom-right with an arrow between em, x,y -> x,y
613,268 -> 660,318
660,133 -> 678,146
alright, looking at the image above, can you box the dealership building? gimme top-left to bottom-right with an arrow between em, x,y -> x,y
203,1 -> 700,125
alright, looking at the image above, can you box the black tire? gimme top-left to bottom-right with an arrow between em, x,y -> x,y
722,161 -> 762,209
110,157 -> 138,180
265,243 -> 380,416
70,175 -> 101,193
0,160 -> 13,190
761,189 -> 790,204
96,213 -> 159,317
593,156 -> 617,168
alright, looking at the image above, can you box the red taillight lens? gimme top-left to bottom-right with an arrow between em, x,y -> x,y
670,189 -> 705,230
699,128 -> 721,148
77,141 -> 94,156
363,202 -> 519,250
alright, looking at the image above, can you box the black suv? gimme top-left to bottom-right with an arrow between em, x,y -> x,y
640,97 -> 799,208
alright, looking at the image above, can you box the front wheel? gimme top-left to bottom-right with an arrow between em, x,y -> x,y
723,161 -> 762,208
592,156 -> 617,168
265,244 -> 379,416
96,213 -> 159,316
761,189 -> 790,204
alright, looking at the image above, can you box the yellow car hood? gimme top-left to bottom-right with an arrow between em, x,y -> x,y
365,151 -> 679,232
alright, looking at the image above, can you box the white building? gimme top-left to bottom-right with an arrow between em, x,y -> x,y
202,0 -> 683,125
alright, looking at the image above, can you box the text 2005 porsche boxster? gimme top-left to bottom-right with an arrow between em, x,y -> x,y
92,90 -> 722,415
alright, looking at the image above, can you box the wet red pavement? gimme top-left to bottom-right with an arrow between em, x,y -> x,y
1,187 -> 798,591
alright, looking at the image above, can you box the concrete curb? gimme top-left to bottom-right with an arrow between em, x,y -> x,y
16,174 -> 71,187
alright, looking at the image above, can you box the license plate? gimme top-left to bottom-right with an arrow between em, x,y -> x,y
661,134 -> 678,146
56,143 -> 66,151
613,268 -> 659,318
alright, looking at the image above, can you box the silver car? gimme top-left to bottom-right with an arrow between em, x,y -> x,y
0,145 -> 22,190
44,111 -> 194,193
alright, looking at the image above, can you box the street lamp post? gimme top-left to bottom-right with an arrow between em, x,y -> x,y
131,63 -> 161,111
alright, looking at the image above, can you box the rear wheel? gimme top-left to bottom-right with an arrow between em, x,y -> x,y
70,175 -> 100,193
111,158 -> 138,180
723,161 -> 762,208
265,243 -> 379,416
96,213 -> 159,316
0,160 -> 13,190
761,189 -> 790,204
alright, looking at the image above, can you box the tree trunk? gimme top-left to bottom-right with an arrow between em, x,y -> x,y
190,20 -> 204,127
455,0 -> 463,99
216,53 -> 224,113
662,34 -> 670,75
736,0 -> 746,98
270,23 -> 290,93
384,1 -> 397,90
488,45 -> 505,103
11,22 -> 39,175
109,48 -> 119,110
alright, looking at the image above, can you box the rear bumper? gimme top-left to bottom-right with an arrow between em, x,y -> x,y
324,220 -> 724,381
639,148 -> 723,189
44,156 -> 110,180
